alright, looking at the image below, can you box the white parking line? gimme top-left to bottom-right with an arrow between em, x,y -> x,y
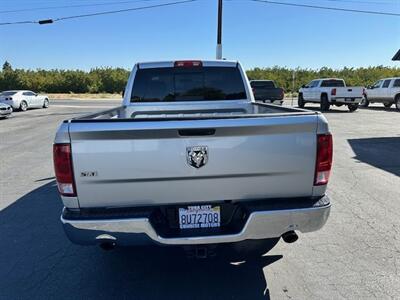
53,105 -> 114,109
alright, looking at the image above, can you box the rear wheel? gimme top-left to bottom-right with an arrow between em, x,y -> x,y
43,98 -> 49,108
19,101 -> 28,112
383,102 -> 392,108
320,94 -> 330,111
360,97 -> 369,108
395,95 -> 400,111
348,103 -> 359,112
298,93 -> 305,108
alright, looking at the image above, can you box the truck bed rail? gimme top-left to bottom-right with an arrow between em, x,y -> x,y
68,102 -> 317,123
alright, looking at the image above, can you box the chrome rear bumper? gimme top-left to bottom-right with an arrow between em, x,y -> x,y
331,97 -> 362,104
61,196 -> 331,246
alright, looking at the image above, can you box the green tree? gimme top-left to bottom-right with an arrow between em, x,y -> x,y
2,61 -> 12,72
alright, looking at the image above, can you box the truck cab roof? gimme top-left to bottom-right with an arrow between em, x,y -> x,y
314,78 -> 345,82
137,60 -> 239,69
380,77 -> 400,81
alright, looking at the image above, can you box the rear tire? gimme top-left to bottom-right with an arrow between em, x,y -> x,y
19,101 -> 28,112
383,102 -> 392,108
320,94 -> 330,111
360,97 -> 369,108
348,103 -> 359,112
298,93 -> 305,108
395,95 -> 400,111
43,98 -> 49,108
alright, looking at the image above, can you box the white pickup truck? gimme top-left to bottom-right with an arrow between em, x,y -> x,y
298,78 -> 364,112
54,60 -> 332,257
362,77 -> 400,110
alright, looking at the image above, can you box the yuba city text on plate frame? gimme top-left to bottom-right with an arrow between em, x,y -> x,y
179,205 -> 221,229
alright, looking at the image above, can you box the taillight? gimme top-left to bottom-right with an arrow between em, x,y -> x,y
314,134 -> 333,186
53,143 -> 76,196
174,60 -> 202,68
331,88 -> 336,96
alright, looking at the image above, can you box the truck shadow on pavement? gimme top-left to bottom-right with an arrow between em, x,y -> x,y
300,106 -> 350,113
348,137 -> 400,177
360,106 -> 399,113
0,182 -> 282,300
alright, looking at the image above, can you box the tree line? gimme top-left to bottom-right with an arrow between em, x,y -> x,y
1,61 -> 399,94
246,66 -> 400,92
0,61 -> 128,94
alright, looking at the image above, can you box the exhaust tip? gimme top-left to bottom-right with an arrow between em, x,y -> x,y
282,231 -> 298,243
99,242 -> 116,251
96,234 -> 116,250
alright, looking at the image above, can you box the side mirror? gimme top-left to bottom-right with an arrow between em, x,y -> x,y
122,89 -> 125,98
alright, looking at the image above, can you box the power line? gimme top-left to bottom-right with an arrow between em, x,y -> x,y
56,0 -> 196,22
0,0 -> 155,15
0,20 -> 37,26
308,0 -> 398,5
250,0 -> 400,17
0,0 -> 197,26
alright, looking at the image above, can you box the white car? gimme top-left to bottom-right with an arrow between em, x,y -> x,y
0,90 -> 49,111
298,78 -> 364,112
363,78 -> 400,110
0,103 -> 12,118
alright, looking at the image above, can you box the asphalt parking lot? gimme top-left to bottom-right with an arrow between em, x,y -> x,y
0,99 -> 399,299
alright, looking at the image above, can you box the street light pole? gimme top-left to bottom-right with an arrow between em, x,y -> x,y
216,0 -> 223,59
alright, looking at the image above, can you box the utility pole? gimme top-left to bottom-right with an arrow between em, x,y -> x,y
216,0 -> 223,59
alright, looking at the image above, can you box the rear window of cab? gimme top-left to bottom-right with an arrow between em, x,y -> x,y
321,80 -> 345,87
131,66 -> 247,102
1,91 -> 17,96
250,81 -> 275,88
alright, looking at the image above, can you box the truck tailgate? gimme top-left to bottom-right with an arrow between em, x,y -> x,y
69,115 -> 318,208
336,87 -> 363,98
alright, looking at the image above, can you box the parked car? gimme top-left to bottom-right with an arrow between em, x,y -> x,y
0,102 -> 12,118
0,90 -> 49,111
362,78 -> 400,110
250,80 -> 284,105
54,60 -> 332,257
298,78 -> 363,112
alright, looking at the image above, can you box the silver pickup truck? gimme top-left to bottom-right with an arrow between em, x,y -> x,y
54,60 -> 332,255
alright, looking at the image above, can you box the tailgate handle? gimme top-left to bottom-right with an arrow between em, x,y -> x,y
178,128 -> 216,136
347,89 -> 352,91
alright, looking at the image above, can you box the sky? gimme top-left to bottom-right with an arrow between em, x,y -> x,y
0,0 -> 399,71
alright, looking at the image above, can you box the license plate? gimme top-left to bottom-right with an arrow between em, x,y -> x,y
178,205 -> 220,229
345,98 -> 353,102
